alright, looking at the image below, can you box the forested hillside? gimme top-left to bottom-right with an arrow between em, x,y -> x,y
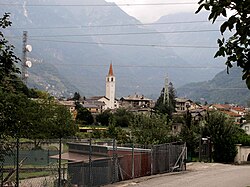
177,67 -> 250,106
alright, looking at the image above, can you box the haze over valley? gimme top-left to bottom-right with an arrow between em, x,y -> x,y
1,0 -> 246,103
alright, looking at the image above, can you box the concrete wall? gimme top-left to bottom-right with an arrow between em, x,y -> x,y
234,144 -> 250,164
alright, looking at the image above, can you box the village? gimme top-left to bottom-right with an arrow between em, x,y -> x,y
1,0 -> 250,186
58,64 -> 250,136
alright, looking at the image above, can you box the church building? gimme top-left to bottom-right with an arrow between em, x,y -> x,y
87,63 -> 119,111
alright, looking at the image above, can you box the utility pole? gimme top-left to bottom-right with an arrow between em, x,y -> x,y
163,76 -> 169,105
22,31 -> 27,82
22,31 -> 32,83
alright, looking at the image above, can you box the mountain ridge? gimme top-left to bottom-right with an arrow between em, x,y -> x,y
1,0 -> 234,99
176,67 -> 250,106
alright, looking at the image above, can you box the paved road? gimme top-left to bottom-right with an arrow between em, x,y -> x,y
107,163 -> 250,187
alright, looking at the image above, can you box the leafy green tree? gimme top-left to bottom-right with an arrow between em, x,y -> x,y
96,110 -> 113,126
235,127 -> 250,146
72,92 -> 81,101
179,115 -> 200,159
196,0 -> 250,88
76,107 -> 94,126
0,92 -> 32,139
104,117 -> 131,143
0,13 -> 23,93
244,112 -> 250,123
113,108 -> 134,127
0,92 -> 32,162
203,111 -> 238,163
49,104 -> 78,139
154,82 -> 176,118
130,113 -> 171,145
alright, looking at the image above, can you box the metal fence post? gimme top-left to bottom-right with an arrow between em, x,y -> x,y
89,138 -> 92,187
15,138 -> 19,187
58,138 -> 62,187
112,139 -> 118,183
132,143 -> 134,179
150,145 -> 154,175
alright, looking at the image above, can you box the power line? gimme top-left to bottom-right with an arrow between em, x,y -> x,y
0,2 -> 198,7
27,38 -> 217,48
7,29 -> 219,38
7,20 -> 224,30
46,63 -> 224,69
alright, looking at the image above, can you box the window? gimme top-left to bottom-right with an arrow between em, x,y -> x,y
111,77 -> 113,81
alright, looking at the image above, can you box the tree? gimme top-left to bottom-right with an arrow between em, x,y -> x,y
76,107 -> 94,126
0,92 -> 32,162
72,92 -> 81,101
0,13 -> 24,93
154,82 -> 176,118
113,108 -> 134,127
196,1 -> 250,88
96,110 -> 113,126
104,117 -> 131,143
179,114 -> 200,159
130,113 -> 172,145
49,104 -> 78,139
203,111 -> 238,163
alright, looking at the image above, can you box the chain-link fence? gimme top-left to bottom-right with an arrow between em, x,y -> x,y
0,139 -> 186,187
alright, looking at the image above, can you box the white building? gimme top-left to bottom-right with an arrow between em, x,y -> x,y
86,63 -> 119,111
105,63 -> 116,109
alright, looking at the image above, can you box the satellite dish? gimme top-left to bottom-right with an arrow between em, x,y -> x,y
26,45 -> 32,52
25,61 -> 32,68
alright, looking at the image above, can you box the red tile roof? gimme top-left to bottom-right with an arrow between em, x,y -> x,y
108,63 -> 114,76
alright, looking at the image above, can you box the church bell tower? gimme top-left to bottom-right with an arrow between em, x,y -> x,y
106,63 -> 115,109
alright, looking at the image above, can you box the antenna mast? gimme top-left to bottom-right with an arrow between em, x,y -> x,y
22,31 -> 28,82
163,76 -> 169,105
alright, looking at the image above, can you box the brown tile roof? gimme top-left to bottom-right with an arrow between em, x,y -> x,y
108,63 -> 114,76
221,111 -> 242,117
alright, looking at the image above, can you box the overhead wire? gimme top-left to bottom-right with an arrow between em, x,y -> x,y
2,2 -> 244,92
6,29 -> 220,38
7,20 -> 225,30
25,38 -> 217,49
39,63 -> 224,69
0,2 -> 198,7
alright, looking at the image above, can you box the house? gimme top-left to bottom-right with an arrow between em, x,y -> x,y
241,123 -> 250,135
221,110 -> 243,124
208,104 -> 231,111
175,98 -> 201,112
209,104 -> 247,124
230,106 -> 247,116
120,94 -> 154,109
86,64 -> 119,111
82,98 -> 106,113
57,100 -> 76,113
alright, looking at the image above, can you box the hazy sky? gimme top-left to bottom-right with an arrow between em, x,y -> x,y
105,0 -> 199,23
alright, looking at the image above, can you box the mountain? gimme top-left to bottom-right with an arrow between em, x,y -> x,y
151,12 -> 225,81
176,67 -> 250,106
27,58 -> 81,97
1,0 -> 225,99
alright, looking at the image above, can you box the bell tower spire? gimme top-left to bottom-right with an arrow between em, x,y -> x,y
106,63 -> 115,109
